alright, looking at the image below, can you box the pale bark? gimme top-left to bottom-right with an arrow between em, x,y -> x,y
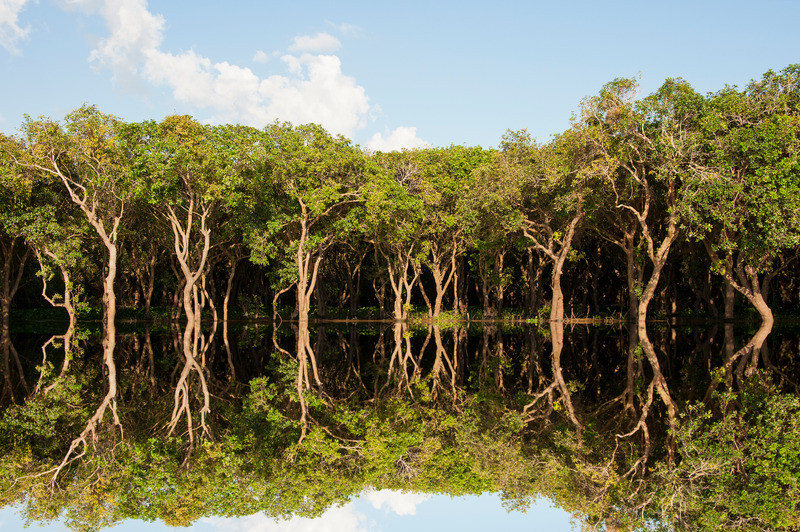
381,244 -> 417,321
523,207 -> 583,322
704,244 -> 778,328
162,195 -> 216,451
427,239 -> 458,317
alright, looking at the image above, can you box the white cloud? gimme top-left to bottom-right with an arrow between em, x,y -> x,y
200,504 -> 368,532
24,1 -> 418,143
86,0 -> 164,86
362,489 -> 429,515
67,0 -> 373,138
141,49 -> 370,137
0,0 -> 31,53
287,32 -> 341,53
365,127 -> 430,152
196,490 -> 427,532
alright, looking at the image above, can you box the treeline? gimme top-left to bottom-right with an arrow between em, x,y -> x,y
2,65 -> 800,329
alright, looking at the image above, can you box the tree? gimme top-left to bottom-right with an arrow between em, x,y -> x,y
583,79 -> 705,451
682,65 -> 800,328
411,146 -> 494,317
503,128 -> 606,322
0,134 -> 34,337
19,106 -> 130,464
258,123 -> 368,324
463,148 -> 524,316
365,152 -> 425,320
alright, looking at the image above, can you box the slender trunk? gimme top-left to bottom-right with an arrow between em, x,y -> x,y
294,204 -> 325,326
223,258 -> 237,325
1,236 -> 30,334
417,264 -> 433,318
623,232 -> 640,322
550,269 -> 565,323
453,255 -> 468,315
144,251 -> 156,320
549,218 -> 579,322
430,243 -> 456,317
382,246 -> 415,321
524,210 -> 582,322
478,256 -> 493,317
273,284 -> 293,324
637,220 -> 679,324
497,251 -> 506,314
722,277 -> 735,321
525,248 -> 543,317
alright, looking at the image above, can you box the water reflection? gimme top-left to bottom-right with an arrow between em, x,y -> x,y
1,318 -> 799,531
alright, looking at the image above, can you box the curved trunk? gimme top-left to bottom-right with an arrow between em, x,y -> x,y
704,246 -> 776,328
636,222 -> 679,324
746,290 -> 774,327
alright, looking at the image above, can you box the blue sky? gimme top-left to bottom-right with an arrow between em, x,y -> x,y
1,0 -> 799,150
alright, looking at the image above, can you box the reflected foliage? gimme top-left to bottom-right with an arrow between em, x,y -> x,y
0,322 -> 798,531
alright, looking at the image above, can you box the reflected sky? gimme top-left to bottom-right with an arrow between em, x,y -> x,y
0,491 -> 574,532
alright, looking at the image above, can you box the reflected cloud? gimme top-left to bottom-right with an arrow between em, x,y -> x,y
362,489 -> 429,516
201,504 -> 367,532
199,490 -> 428,532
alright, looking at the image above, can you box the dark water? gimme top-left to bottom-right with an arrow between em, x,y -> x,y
1,319 -> 799,531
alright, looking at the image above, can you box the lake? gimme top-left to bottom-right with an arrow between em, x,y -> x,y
1,318 -> 798,531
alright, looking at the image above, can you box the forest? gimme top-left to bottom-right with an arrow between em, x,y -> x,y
0,65 -> 799,531
1,65 -> 799,332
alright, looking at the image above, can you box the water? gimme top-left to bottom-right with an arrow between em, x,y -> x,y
1,319 -> 798,531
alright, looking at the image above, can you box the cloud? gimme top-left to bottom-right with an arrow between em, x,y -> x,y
364,127 -> 430,152
287,32 -> 341,53
0,0 -> 31,53
69,0 -> 372,138
196,490 -> 427,531
141,49 -> 370,137
200,504 -> 368,532
362,489 -> 429,515
327,22 -> 359,36
87,0 -> 164,83
15,1 -> 414,142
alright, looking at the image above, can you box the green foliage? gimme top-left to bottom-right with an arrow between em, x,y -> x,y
680,66 -> 800,273
657,375 -> 800,531
0,374 -> 89,458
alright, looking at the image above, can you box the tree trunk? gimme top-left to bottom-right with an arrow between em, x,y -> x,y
494,250 -> 506,316
453,255 -> 468,315
622,231 -> 641,322
1,236 -> 30,335
525,248 -> 543,317
636,220 -> 679,324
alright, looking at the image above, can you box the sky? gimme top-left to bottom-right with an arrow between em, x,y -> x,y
1,0 -> 799,151
0,491 -> 577,532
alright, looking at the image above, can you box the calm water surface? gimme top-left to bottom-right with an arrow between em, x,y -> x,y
1,319 -> 798,531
